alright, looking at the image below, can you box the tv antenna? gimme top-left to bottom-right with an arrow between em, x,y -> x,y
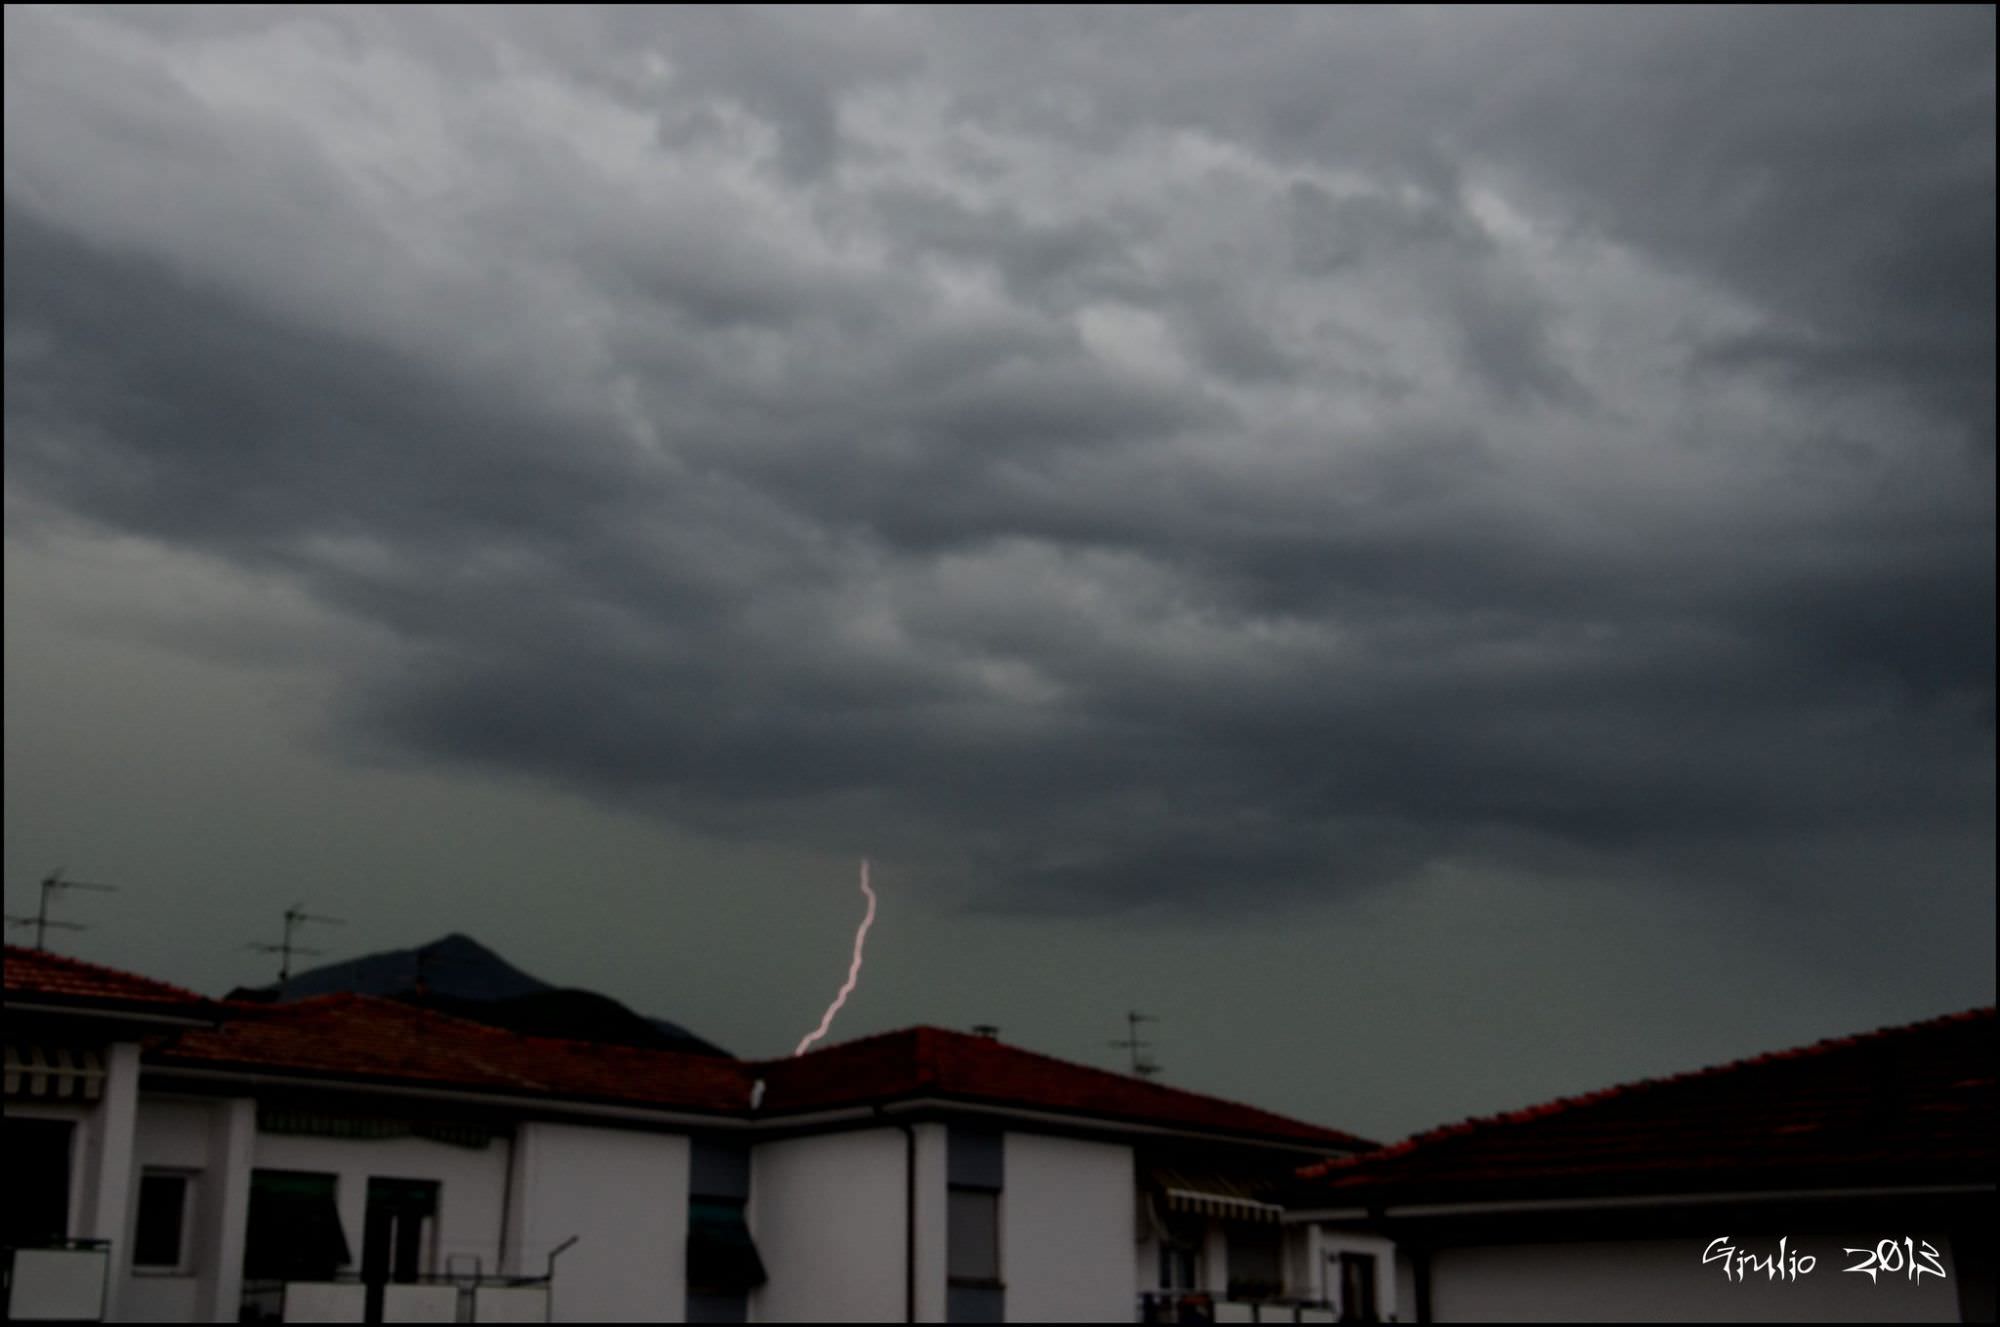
6,869 -> 119,951
248,903 -> 345,986
1110,1009 -> 1162,1079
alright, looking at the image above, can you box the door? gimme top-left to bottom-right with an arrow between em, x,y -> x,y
361,1178 -> 438,1323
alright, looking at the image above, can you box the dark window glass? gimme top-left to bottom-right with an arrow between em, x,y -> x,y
6,1118 -> 74,1248
243,1170 -> 349,1282
134,1173 -> 189,1268
1339,1252 -> 1379,1323
947,1187 -> 999,1283
947,1129 -> 1003,1190
1226,1224 -> 1282,1300
689,1141 -> 751,1202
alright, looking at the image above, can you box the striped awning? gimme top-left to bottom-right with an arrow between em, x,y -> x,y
1164,1187 -> 1284,1223
3,1043 -> 106,1100
1152,1168 -> 1285,1224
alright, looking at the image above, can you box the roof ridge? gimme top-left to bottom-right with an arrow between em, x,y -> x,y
774,1023 -> 1371,1147
1297,1004 -> 1997,1180
750,1023 -> 925,1066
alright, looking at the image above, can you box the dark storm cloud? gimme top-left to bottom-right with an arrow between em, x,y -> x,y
5,7 -> 1991,919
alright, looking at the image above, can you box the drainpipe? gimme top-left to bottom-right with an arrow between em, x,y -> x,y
876,1107 -> 917,1323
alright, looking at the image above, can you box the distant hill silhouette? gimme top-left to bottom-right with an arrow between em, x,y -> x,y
228,932 -> 729,1058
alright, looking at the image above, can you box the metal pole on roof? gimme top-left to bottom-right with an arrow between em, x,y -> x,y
4,869 -> 118,951
1110,1010 -> 1162,1078
247,903 -> 345,990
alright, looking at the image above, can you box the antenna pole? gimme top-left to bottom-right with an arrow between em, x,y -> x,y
6,870 -> 118,951
249,903 -> 344,990
1110,1010 -> 1161,1079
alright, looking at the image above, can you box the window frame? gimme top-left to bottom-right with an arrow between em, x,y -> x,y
131,1169 -> 197,1276
1338,1250 -> 1379,1323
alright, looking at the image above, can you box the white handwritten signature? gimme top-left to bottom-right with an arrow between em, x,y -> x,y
1703,1237 -> 1947,1284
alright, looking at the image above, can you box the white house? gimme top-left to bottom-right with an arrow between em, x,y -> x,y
5,945 -> 1375,1323
1285,1007 -> 1996,1324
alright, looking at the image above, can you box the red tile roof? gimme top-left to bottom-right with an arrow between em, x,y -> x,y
755,1026 -> 1375,1151
150,994 -> 752,1114
142,994 -> 1370,1147
1296,1007 -> 1996,1204
5,945 -> 211,1010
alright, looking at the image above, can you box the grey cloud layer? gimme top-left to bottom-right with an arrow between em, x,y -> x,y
6,6 -> 1991,917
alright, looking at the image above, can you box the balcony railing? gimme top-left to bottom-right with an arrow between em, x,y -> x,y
1139,1292 -> 1341,1324
239,1274 -> 551,1323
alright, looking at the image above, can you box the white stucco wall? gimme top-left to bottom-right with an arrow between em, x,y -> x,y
119,1274 -> 200,1322
252,1127 -> 513,1290
504,1121 -> 689,1323
751,1128 -> 910,1323
1002,1133 -> 1136,1324
1428,1236 -> 1964,1323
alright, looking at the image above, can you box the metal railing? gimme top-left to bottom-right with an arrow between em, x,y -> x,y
1139,1291 -> 1344,1324
238,1237 -> 576,1323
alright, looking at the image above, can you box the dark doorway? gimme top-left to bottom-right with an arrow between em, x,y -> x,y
6,1118 -> 75,1249
361,1178 -> 438,1323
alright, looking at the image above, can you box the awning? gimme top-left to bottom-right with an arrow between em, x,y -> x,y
687,1199 -> 767,1293
1165,1188 -> 1284,1223
1152,1168 -> 1285,1224
4,1044 -> 106,1100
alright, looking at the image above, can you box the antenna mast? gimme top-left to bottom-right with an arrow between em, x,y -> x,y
1110,1009 -> 1162,1079
249,903 -> 345,988
6,869 -> 119,951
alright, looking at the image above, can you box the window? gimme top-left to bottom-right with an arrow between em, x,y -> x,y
945,1193 -> 1003,1321
1158,1213 -> 1203,1291
243,1170 -> 349,1283
1338,1252 -> 1379,1323
1226,1224 -> 1283,1301
687,1141 -> 763,1324
946,1187 -> 999,1283
686,1199 -> 764,1321
133,1172 -> 194,1272
946,1127 -> 1003,1324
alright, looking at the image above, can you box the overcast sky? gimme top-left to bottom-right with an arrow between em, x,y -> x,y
5,6 -> 1993,1142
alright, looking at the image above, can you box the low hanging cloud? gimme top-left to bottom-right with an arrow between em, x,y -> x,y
5,7 -> 1992,919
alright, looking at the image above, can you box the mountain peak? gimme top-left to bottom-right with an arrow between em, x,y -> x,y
231,934 -> 728,1057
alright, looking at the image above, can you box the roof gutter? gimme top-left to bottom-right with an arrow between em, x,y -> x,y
139,1070 -> 1360,1154
1288,1181 -> 1996,1223
772,1095 -> 1355,1156
143,1064 -> 755,1130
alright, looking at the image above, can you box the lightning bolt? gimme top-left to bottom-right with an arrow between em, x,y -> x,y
793,859 -> 877,1056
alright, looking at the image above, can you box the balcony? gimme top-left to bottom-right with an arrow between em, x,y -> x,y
4,1240 -> 112,1323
